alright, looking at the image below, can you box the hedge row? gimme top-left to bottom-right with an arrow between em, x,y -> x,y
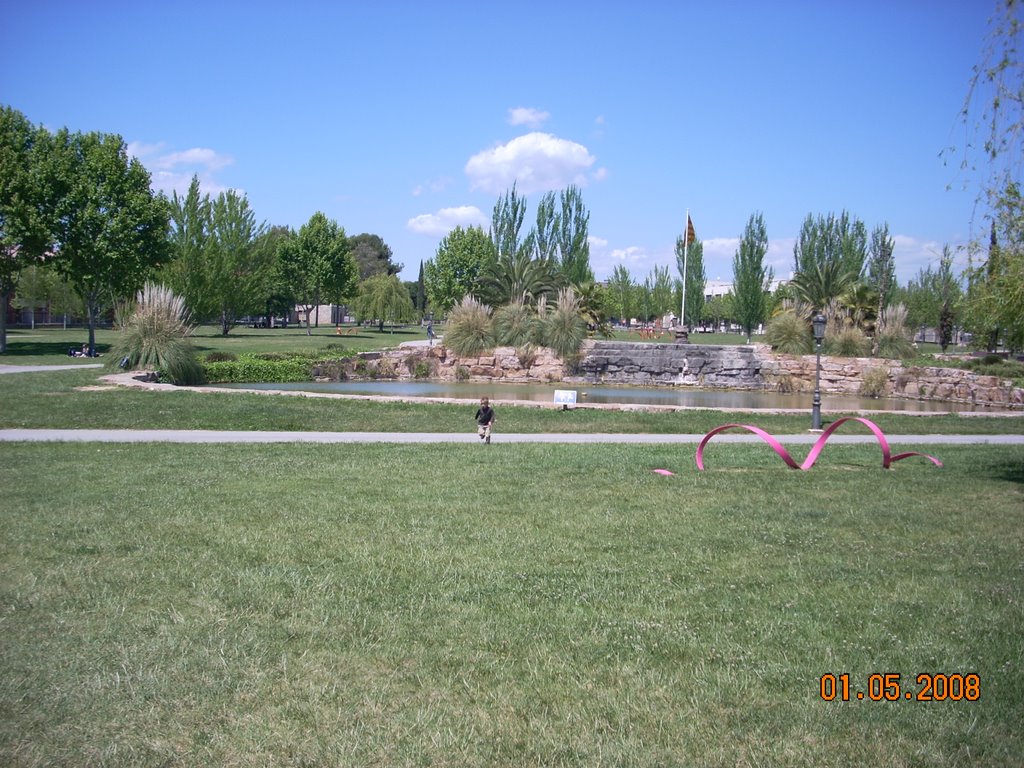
202,354 -> 315,384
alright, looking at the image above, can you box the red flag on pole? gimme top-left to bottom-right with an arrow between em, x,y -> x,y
685,215 -> 696,246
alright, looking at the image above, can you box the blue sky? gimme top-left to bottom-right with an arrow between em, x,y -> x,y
0,0 -> 995,286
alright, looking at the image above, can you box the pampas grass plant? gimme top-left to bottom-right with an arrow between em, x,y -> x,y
109,282 -> 205,385
443,295 -> 494,357
875,303 -> 916,359
765,310 -> 813,354
493,300 -> 536,347
541,288 -> 588,359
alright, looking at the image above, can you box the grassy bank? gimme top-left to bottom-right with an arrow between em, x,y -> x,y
2,366 -> 1023,435
2,441 -> 1022,766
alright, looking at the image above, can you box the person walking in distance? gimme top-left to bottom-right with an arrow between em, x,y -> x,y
475,397 -> 495,444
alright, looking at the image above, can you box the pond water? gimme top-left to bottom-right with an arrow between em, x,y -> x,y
214,379 -> 977,412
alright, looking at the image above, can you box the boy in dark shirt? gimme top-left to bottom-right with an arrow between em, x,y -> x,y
475,397 -> 495,444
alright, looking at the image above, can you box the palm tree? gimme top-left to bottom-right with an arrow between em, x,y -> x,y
480,251 -> 562,307
790,260 -> 856,311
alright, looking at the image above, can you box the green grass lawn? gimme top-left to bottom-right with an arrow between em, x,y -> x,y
2,326 -> 1022,766
2,366 -> 1024,435
1,441 -> 1021,766
2,324 -> 425,365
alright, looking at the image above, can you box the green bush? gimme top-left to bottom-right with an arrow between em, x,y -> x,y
444,296 -> 494,357
108,282 -> 205,385
202,354 -> 312,383
203,351 -> 237,363
860,367 -> 890,398
826,327 -> 870,357
765,311 -> 812,354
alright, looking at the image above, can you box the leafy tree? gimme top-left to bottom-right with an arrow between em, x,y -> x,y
902,267 -> 941,341
12,263 -> 68,327
532,191 -> 559,262
280,211 -> 356,335
703,293 -> 735,331
935,245 -> 963,352
963,190 -> 1023,350
414,260 -> 426,313
50,129 -> 169,353
792,211 -> 867,311
605,264 -> 635,325
252,225 -> 297,325
207,190 -> 271,334
162,175 -> 211,320
675,235 -> 706,329
424,225 -> 495,314
732,212 -> 773,341
491,183 -> 528,259
349,233 -> 401,280
866,223 -> 896,354
354,273 -> 415,332
646,264 -> 675,319
557,185 -> 593,285
1,107 -> 55,352
949,2 -> 1024,350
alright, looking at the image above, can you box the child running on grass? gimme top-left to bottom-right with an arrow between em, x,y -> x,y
475,397 -> 495,444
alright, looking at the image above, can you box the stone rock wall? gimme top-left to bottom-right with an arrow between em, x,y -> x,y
327,341 -> 1023,409
574,340 -> 764,388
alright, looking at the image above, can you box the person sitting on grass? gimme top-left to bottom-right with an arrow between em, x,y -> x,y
475,397 -> 495,444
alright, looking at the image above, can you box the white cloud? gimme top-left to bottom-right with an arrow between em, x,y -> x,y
406,206 -> 488,237
465,132 -> 598,195
412,177 -> 453,197
588,235 -> 608,248
507,107 -> 550,128
892,234 -> 965,282
127,141 -> 235,198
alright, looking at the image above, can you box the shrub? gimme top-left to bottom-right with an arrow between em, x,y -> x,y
374,358 -> 397,379
494,300 -> 536,347
860,367 -> 890,398
203,351 -> 237,363
108,282 -> 205,385
455,366 -> 470,381
765,311 -> 812,354
202,354 -> 311,383
444,296 -> 494,357
541,288 -> 588,359
413,360 -> 433,379
826,326 -> 870,357
874,304 -> 915,359
516,343 -> 537,369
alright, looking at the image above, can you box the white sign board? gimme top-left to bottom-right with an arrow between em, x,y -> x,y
553,389 -> 578,406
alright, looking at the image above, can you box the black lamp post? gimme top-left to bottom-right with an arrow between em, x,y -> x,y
811,313 -> 827,430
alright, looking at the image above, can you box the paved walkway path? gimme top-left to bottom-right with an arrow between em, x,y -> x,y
0,363 -> 102,374
1,429 -> 1021,445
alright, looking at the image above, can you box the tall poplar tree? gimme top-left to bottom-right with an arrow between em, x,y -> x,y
732,212 -> 773,342
675,235 -> 706,329
208,190 -> 270,334
557,185 -> 592,285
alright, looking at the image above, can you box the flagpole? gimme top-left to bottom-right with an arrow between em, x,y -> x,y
681,208 -> 689,332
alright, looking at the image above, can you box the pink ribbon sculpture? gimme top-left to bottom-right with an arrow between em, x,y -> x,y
695,416 -> 943,471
